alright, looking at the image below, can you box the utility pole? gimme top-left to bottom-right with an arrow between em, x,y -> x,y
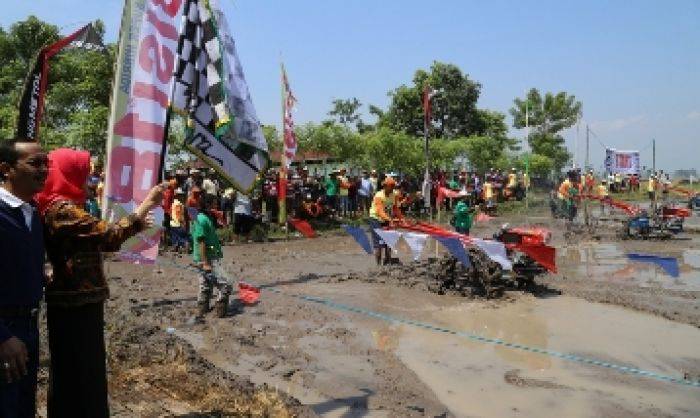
652,138 -> 656,215
584,125 -> 590,225
585,125 -> 590,171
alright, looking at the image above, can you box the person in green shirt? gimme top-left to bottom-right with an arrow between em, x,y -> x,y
192,194 -> 230,319
324,171 -> 339,215
452,193 -> 474,235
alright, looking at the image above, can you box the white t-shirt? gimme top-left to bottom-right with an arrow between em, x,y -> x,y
202,178 -> 218,196
234,194 -> 252,215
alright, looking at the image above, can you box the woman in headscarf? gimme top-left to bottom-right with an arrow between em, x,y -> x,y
35,148 -> 166,418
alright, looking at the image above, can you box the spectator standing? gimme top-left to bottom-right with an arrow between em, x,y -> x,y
325,171 -> 339,215
337,168 -> 350,218
234,192 -> 254,242
358,171 -> 374,214
0,139 -> 48,418
170,189 -> 190,253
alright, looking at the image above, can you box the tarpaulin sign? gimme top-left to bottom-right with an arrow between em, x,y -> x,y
605,148 -> 640,175
103,0 -> 185,264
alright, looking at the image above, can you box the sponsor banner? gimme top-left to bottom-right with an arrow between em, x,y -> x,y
605,148 -> 640,175
103,0 -> 185,264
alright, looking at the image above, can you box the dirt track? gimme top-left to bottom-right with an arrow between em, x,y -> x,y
37,209 -> 700,417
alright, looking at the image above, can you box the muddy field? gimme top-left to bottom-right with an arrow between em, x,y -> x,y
37,207 -> 700,417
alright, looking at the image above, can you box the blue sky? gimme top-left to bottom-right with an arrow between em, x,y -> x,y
3,0 -> 699,171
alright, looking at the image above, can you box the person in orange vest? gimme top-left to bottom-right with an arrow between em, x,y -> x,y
368,177 -> 400,266
584,170 -> 595,193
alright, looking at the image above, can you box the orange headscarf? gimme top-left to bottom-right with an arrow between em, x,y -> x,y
35,148 -> 91,215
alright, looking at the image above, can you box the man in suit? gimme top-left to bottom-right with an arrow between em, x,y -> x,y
0,138 -> 48,418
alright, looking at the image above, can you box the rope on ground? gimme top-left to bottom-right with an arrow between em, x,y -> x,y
151,255 -> 700,389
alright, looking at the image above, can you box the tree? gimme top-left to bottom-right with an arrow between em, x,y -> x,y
513,153 -> 554,178
463,136 -> 510,174
510,88 -> 582,171
382,61 -> 483,138
361,128 -> 423,175
262,125 -> 280,153
0,17 -> 112,157
328,97 -> 362,128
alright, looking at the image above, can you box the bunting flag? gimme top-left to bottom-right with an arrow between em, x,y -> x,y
103,0 -> 185,264
172,0 -> 268,193
289,218 -> 316,238
475,212 -> 494,223
238,282 -> 261,305
435,236 -> 471,268
343,225 -> 373,254
473,238 -> 512,270
627,253 -> 680,278
17,22 -> 104,141
373,229 -> 403,252
402,232 -> 429,261
281,64 -> 297,167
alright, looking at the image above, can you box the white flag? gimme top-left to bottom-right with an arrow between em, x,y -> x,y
402,232 -> 429,261
374,229 -> 403,252
473,239 -> 512,270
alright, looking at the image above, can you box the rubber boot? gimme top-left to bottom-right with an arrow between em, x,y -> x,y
214,297 -> 228,318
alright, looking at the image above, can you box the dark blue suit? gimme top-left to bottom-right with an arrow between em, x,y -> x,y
0,199 -> 44,418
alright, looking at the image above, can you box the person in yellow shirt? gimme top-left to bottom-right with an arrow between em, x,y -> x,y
170,189 -> 190,253
647,175 -> 657,202
368,177 -> 398,266
596,180 -> 610,214
338,167 -> 350,218
483,179 -> 495,215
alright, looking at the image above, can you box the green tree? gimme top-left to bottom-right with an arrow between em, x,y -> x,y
463,136 -> 510,174
382,61 -> 483,138
328,97 -> 362,128
361,128 -> 423,175
262,125 -> 280,153
0,17 -> 112,157
510,88 -> 582,172
513,153 -> 554,178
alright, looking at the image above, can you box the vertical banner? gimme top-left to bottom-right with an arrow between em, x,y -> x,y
103,0 -> 184,263
279,63 -> 297,225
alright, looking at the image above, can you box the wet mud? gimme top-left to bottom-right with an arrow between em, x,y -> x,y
35,206 -> 700,417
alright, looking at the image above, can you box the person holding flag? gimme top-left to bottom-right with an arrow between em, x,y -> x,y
368,177 -> 400,266
35,149 -> 166,417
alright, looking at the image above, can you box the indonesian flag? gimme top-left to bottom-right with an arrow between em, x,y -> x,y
281,64 -> 297,167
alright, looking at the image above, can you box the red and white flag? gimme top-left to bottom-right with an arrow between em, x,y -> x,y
281,64 -> 297,167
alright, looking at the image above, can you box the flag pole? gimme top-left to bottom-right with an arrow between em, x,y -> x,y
279,62 -> 288,238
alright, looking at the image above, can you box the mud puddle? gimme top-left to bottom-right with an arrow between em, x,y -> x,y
560,242 -> 700,291
302,289 -> 700,417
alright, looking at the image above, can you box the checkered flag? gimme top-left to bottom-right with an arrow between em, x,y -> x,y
172,0 -> 268,192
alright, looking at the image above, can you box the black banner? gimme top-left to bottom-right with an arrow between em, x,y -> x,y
15,23 -> 104,141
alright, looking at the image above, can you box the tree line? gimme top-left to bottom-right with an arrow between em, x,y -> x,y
0,16 -> 582,178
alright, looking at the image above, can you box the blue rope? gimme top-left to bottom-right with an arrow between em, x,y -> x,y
154,256 -> 700,389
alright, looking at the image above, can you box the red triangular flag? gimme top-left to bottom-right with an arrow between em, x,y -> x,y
238,282 -> 261,305
476,212 -> 494,222
289,218 -> 317,238
517,244 -> 557,273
